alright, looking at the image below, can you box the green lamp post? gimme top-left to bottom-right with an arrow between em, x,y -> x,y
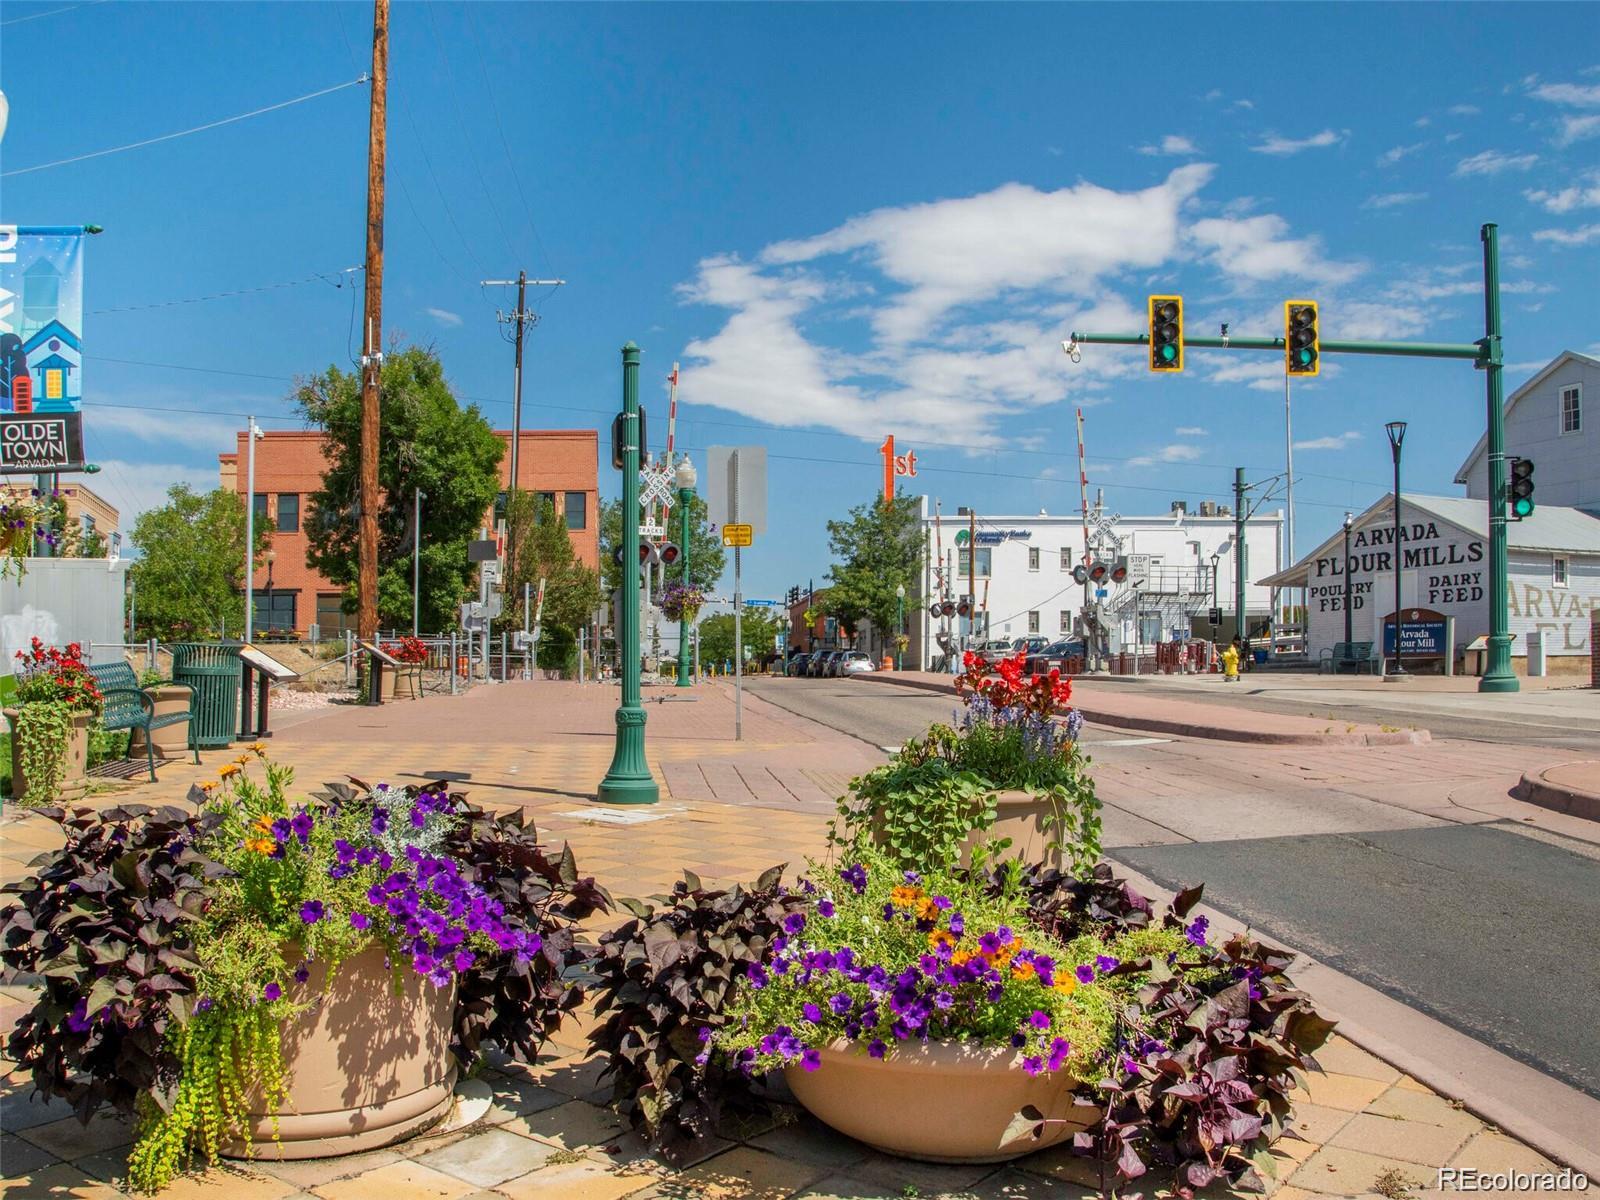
675,456 -> 696,687
598,343 -> 660,805
895,583 -> 905,671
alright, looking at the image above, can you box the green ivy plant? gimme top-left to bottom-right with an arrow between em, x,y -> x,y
15,701 -> 75,806
830,755 -> 996,871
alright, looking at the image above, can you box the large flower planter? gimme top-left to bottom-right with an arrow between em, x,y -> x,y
223,944 -> 458,1160
961,789 -> 1064,872
127,685 -> 194,761
392,666 -> 423,700
4,708 -> 92,804
783,1038 -> 1091,1163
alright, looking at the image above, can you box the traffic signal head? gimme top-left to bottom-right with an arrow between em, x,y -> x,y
1285,301 -> 1320,376
1148,295 -> 1183,372
956,596 -> 972,618
1071,564 -> 1089,585
940,599 -> 957,618
1088,561 -> 1109,584
1509,457 -> 1535,519
1109,556 -> 1129,584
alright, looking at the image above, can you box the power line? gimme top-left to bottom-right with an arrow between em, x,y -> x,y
89,267 -> 362,315
1,76 -> 369,177
0,0 -> 106,26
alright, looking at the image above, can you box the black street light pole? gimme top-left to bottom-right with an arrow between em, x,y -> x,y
1385,421 -> 1408,678
1342,512 -> 1354,650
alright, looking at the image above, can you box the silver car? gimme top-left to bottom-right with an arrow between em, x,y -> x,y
840,650 -> 876,675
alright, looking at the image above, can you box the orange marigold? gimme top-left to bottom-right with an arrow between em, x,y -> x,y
1054,976 -> 1078,996
915,896 -> 941,921
218,763 -> 240,779
927,930 -> 956,952
244,837 -> 276,855
889,885 -> 925,908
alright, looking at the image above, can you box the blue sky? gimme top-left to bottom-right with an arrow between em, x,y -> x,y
2,1 -> 1597,601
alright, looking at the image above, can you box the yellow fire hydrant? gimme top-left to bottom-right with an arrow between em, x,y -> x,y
1221,642 -> 1241,682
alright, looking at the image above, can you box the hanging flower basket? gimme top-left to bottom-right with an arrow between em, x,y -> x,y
660,580 -> 706,623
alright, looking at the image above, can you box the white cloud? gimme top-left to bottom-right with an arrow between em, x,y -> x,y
1454,150 -> 1539,176
1324,301 -> 1428,340
1362,191 -> 1428,210
1138,135 -> 1199,157
1293,431 -> 1363,451
1229,99 -> 1254,112
93,459 -> 223,544
1174,426 -> 1208,437
1532,223 -> 1600,246
1531,82 -> 1600,107
1556,114 -> 1600,145
1125,443 -> 1205,468
425,307 -> 463,327
761,164 -> 1215,345
1525,173 -> 1600,212
1250,129 -> 1346,156
82,403 -> 246,449
1378,143 -> 1425,166
1204,358 -> 1292,393
1188,215 -> 1363,285
1447,104 -> 1482,117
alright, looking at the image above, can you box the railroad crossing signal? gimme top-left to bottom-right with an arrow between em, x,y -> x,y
1285,301 -> 1320,376
1509,457 -> 1535,520
1148,295 -> 1183,372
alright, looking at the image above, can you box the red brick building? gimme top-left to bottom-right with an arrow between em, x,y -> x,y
219,429 -> 599,636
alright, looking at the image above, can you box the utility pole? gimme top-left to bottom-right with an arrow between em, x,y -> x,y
1075,408 -> 1094,669
1477,224 -> 1518,693
967,507 -> 977,651
412,487 -> 424,636
480,273 -> 565,492
356,0 -> 388,644
1233,468 -> 1247,648
244,416 -> 259,643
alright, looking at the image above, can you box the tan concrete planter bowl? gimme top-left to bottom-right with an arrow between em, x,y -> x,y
5,708 -> 92,803
223,944 -> 458,1160
783,1038 -> 1091,1163
127,685 -> 193,760
392,666 -> 423,700
962,789 -> 1065,872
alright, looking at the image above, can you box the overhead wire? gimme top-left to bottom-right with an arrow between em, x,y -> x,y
0,0 -> 106,27
1,76 -> 369,177
89,267 -> 362,315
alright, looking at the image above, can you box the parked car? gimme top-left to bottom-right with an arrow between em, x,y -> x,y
806,650 -> 832,677
839,650 -> 877,675
1026,639 -> 1087,675
1012,636 -> 1049,655
784,648 -> 811,676
823,650 -> 849,677
977,638 -> 1014,656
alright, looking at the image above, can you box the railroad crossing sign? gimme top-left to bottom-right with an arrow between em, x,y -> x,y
721,523 -> 753,547
639,522 -> 666,538
639,467 -> 675,509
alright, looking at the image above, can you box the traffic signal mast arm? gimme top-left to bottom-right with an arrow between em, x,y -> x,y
1065,329 -> 1487,363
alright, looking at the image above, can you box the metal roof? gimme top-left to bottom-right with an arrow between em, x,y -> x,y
1257,492 -> 1600,587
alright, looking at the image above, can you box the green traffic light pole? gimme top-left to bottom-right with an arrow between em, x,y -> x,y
598,343 -> 661,804
1067,222 -> 1518,695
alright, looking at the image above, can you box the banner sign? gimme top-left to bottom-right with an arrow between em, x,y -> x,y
0,227 -> 86,471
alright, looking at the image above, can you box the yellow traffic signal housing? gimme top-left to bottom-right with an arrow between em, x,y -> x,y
1148,295 -> 1183,372
1285,300 -> 1320,376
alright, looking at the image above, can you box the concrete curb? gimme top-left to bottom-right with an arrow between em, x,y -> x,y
854,672 -> 1432,747
1107,860 -> 1600,1176
1516,761 -> 1600,823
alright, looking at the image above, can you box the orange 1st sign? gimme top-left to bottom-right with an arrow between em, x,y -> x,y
879,435 -> 918,501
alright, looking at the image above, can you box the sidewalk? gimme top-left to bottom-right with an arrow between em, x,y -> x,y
1517,759 -> 1600,821
1,681 -> 1586,1197
856,671 -> 1431,746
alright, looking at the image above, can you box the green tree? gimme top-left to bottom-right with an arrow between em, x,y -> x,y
129,486 -> 266,640
499,491 -> 600,638
823,490 -> 924,652
295,346 -> 503,632
599,493 -> 725,598
697,606 -> 786,669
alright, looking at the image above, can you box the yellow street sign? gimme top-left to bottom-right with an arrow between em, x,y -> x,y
722,523 -> 753,547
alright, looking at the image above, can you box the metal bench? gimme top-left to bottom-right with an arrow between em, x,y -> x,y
1318,641 -> 1377,675
88,662 -> 199,781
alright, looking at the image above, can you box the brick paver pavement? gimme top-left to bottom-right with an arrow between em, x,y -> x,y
0,679 -> 1576,1197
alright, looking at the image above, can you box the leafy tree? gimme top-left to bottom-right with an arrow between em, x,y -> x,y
697,606 -> 786,670
128,486 -> 267,640
295,346 -> 503,632
823,490 -> 924,652
599,493 -> 725,598
499,491 -> 600,639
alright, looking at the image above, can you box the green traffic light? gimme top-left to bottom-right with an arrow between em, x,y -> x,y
1160,344 -> 1177,362
1297,349 -> 1313,366
1513,498 -> 1534,518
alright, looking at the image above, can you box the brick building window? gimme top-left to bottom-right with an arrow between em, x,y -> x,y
564,491 -> 587,530
253,493 -> 269,522
316,593 -> 352,637
253,591 -> 296,633
276,493 -> 300,534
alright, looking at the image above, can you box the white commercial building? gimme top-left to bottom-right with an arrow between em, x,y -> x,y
909,497 -> 1284,670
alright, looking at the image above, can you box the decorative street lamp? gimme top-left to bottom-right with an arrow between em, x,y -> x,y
675,456 -> 697,688
263,548 -> 277,635
895,583 -> 906,671
1385,421 -> 1408,679
598,344 -> 660,804
1342,512 -> 1354,652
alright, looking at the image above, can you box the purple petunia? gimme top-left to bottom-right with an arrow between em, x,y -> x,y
1075,964 -> 1095,985
1185,916 -> 1209,947
299,900 -> 324,924
817,899 -> 835,918
1095,955 -> 1120,974
263,982 -> 282,1001
800,1047 -> 823,1071
783,912 -> 807,936
802,1003 -> 824,1024
868,1039 -> 886,1059
293,962 -> 311,984
948,912 -> 964,936
1021,1055 -> 1043,1076
746,962 -> 769,989
1029,1009 -> 1050,1030
290,812 -> 314,844
196,997 -> 214,1013
828,992 -> 853,1015
65,999 -> 92,1033
839,863 -> 868,894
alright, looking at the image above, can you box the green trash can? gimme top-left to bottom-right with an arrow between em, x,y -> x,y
170,642 -> 243,749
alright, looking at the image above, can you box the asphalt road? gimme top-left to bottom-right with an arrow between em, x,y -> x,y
748,676 -> 1600,1099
